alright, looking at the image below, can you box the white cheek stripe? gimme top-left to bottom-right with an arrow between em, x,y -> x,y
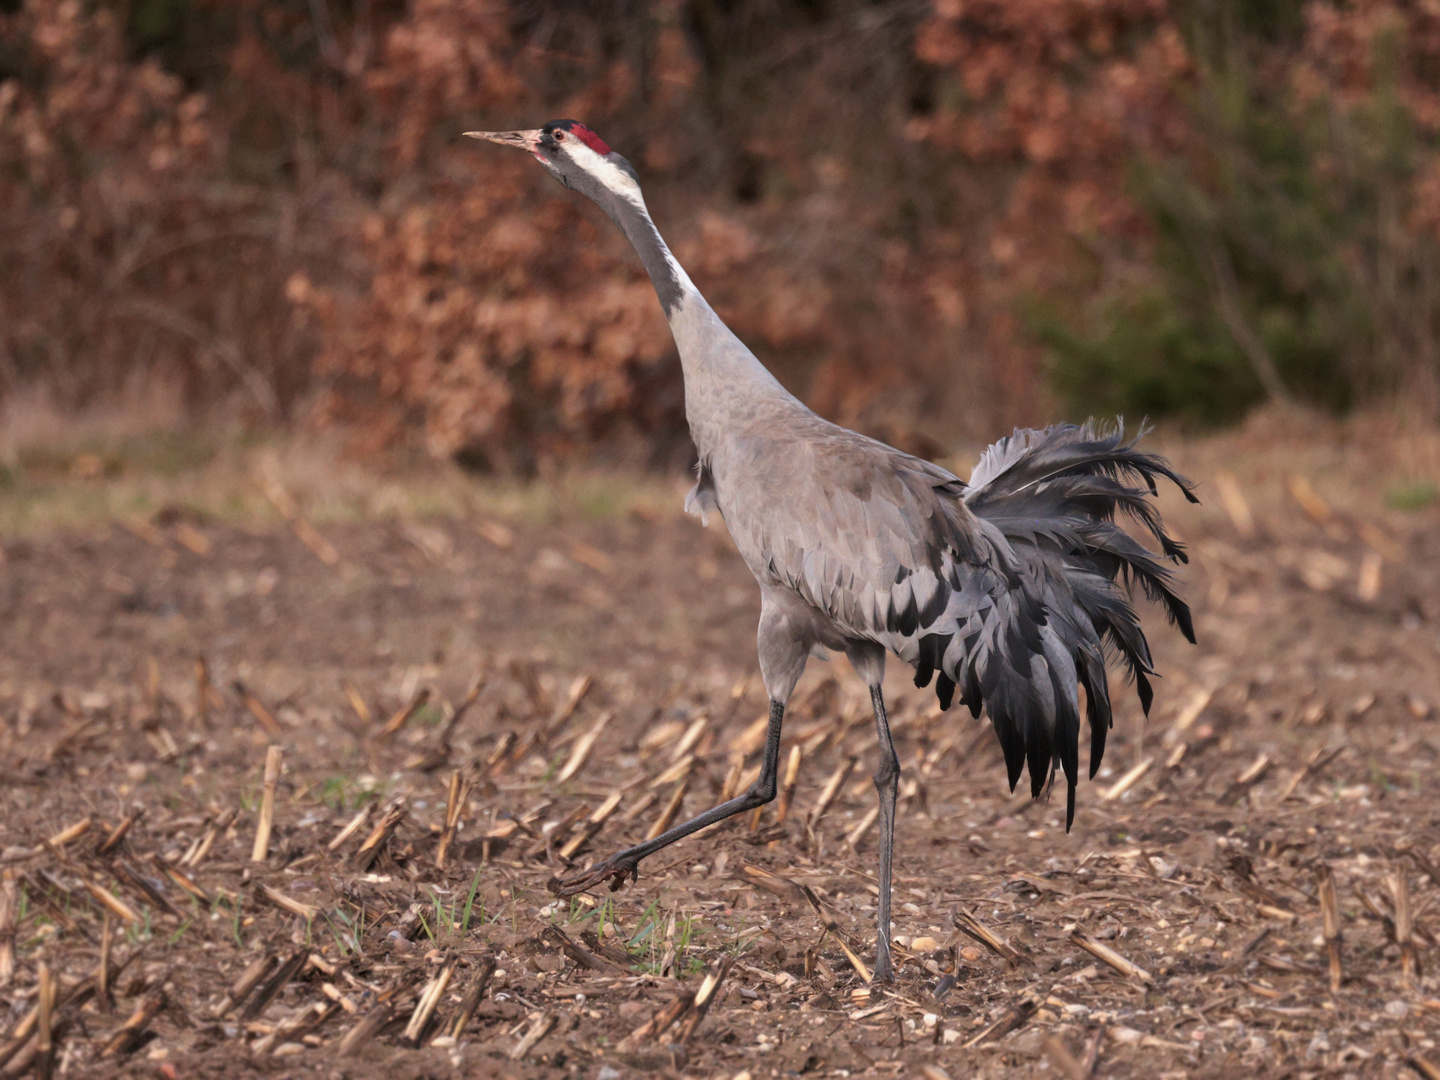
563,139 -> 698,297
565,140 -> 644,206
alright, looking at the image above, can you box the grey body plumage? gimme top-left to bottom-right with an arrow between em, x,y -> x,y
468,119 -> 1197,983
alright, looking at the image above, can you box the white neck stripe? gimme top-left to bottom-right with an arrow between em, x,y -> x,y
562,140 -> 644,208
561,140 -> 699,299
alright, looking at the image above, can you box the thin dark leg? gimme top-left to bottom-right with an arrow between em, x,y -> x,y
870,684 -> 899,983
552,699 -> 786,896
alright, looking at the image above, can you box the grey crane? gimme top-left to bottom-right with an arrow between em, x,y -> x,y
468,120 -> 1196,983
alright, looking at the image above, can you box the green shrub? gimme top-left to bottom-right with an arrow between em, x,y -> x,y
1041,0 -> 1434,425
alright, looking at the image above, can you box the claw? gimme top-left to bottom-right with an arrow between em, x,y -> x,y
550,856 -> 638,897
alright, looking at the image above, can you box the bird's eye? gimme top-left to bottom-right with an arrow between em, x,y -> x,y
553,130 -> 566,141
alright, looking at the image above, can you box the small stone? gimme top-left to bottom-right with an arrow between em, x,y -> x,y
597,1067 -> 623,1080
1384,1000 -> 1409,1019
910,936 -> 941,952
959,946 -> 984,962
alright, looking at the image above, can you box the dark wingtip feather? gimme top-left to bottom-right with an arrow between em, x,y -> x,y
1161,536 -> 1190,564
1174,598 -> 1196,644
918,418 -> 1192,847
998,719 -> 1026,792
935,672 -> 956,710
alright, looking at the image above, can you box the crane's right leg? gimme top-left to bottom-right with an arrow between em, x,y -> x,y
550,699 -> 785,896
845,640 -> 899,984
869,683 -> 900,983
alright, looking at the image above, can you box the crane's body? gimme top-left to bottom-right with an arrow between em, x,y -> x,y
469,120 -> 1196,983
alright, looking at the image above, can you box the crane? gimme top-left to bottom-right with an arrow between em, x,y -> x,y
468,120 -> 1196,983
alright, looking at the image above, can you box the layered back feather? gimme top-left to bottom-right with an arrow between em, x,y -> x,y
920,422 -> 1197,828
510,123 -> 1197,837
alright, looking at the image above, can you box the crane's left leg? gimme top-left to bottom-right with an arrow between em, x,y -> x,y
551,698 -> 787,896
554,590 -> 808,898
869,682 -> 900,983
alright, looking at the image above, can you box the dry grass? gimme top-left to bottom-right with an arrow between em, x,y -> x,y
0,405 -> 683,538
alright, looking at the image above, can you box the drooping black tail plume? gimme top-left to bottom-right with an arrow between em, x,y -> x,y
934,421 -> 1196,828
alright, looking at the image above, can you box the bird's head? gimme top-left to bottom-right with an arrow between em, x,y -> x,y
465,120 -> 643,210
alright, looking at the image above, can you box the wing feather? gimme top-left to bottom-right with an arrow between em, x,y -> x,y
715,416 -> 1192,831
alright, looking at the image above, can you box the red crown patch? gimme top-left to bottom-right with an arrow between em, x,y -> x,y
570,124 -> 612,156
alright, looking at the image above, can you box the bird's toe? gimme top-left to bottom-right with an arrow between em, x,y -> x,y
551,854 -> 639,897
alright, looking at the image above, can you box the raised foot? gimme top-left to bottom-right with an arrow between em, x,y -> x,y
549,854 -> 640,897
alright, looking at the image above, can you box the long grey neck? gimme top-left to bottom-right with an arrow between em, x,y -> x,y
596,188 -> 804,457
603,196 -> 687,319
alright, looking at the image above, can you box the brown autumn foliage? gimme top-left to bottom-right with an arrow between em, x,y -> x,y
0,0 -> 320,422
4,0 -> 1440,467
290,0 -> 984,465
913,0 -> 1440,417
292,0 -> 678,463
916,0 -> 1189,291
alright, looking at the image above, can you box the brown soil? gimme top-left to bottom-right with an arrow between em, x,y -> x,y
2,452 -> 1440,1079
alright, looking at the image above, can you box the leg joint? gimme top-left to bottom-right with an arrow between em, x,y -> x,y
873,754 -> 900,790
747,776 -> 778,804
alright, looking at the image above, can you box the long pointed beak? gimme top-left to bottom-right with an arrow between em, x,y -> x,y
464,129 -> 543,153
